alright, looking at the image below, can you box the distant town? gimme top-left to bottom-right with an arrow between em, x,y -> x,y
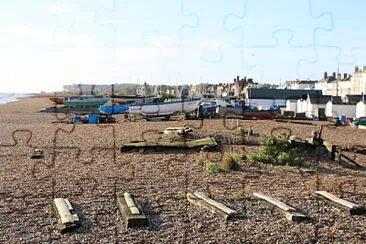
61,65 -> 366,119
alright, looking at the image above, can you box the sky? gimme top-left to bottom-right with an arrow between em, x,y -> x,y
1,0 -> 366,93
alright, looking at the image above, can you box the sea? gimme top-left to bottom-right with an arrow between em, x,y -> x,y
0,93 -> 30,104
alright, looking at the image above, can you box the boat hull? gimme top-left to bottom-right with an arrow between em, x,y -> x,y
64,98 -> 109,107
128,99 -> 200,116
49,97 -> 64,105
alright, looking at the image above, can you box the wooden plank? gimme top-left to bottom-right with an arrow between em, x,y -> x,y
339,152 -> 362,167
315,191 -> 366,215
253,192 -> 309,222
186,192 -> 237,221
194,192 -> 237,215
53,198 -> 80,233
116,192 -> 148,228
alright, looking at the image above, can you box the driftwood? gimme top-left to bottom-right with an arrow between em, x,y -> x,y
315,191 -> 366,215
116,192 -> 148,228
186,192 -> 237,221
253,192 -> 309,222
53,198 -> 80,233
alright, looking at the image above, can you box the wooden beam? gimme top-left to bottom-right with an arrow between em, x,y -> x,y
116,192 -> 148,228
53,198 -> 80,233
315,191 -> 366,215
339,152 -> 362,168
186,192 -> 237,221
323,141 -> 336,161
253,192 -> 309,222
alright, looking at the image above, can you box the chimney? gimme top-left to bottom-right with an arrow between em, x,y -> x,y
343,73 -> 347,79
324,72 -> 328,79
332,72 -> 336,78
237,76 -> 240,84
355,66 -> 359,72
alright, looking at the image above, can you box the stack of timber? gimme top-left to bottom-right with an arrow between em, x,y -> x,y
315,191 -> 366,215
53,198 -> 80,233
186,192 -> 238,221
116,192 -> 148,228
121,137 -> 217,151
253,192 -> 309,222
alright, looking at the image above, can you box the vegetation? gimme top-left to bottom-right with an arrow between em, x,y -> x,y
247,136 -> 305,166
203,162 -> 223,173
221,153 -> 242,171
197,153 -> 243,173
232,127 -> 248,137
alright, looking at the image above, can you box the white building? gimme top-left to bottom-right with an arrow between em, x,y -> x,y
286,99 -> 298,113
356,101 -> 366,118
325,101 -> 357,119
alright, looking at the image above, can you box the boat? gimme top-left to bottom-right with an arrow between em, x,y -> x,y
242,105 -> 279,119
128,98 -> 201,116
218,105 -> 279,119
110,95 -> 154,105
49,97 -> 64,105
243,110 -> 278,119
99,104 -> 130,114
63,95 -> 110,107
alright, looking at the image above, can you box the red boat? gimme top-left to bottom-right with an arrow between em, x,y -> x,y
243,110 -> 277,119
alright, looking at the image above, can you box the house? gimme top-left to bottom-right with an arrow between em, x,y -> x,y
297,94 -> 333,118
286,98 -> 298,113
246,88 -> 322,109
356,100 -> 366,118
325,101 -> 357,119
344,94 -> 365,104
232,76 -> 254,97
350,66 -> 366,94
287,79 -> 317,90
315,72 -> 351,97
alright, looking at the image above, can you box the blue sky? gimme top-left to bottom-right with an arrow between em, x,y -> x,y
1,0 -> 366,93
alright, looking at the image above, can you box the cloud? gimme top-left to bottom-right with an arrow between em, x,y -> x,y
7,24 -> 93,46
182,39 -> 225,50
47,4 -> 73,17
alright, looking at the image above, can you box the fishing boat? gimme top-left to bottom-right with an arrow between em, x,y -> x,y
242,105 -> 279,119
110,95 -> 154,105
99,104 -> 130,114
128,98 -> 200,116
49,97 -> 64,105
218,105 -> 279,119
243,110 -> 278,119
63,95 -> 110,107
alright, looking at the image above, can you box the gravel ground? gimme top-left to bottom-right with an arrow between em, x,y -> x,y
0,103 -> 366,243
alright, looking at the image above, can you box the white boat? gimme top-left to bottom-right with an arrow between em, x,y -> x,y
128,98 -> 200,116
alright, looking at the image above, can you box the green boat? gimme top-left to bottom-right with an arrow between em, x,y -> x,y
63,95 -> 110,107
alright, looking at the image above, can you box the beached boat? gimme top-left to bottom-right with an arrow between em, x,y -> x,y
99,104 -> 130,114
218,106 -> 279,119
243,110 -> 278,119
128,98 -> 200,116
49,97 -> 64,105
63,95 -> 110,107
110,95 -> 153,105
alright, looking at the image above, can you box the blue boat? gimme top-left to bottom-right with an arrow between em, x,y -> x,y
99,104 -> 130,114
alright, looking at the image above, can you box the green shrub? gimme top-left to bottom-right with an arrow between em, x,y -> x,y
221,153 -> 242,171
247,136 -> 305,166
204,162 -> 223,173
